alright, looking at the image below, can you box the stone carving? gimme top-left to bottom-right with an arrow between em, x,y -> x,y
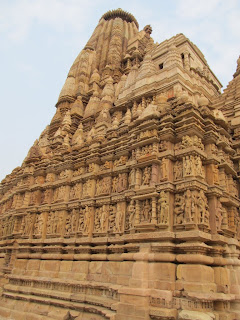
65,209 -> 78,236
183,155 -> 204,178
174,190 -> 209,226
157,191 -> 169,224
69,183 -> 82,200
142,167 -> 151,185
180,135 -> 204,150
82,179 -> 94,198
138,129 -> 158,140
140,199 -> 152,223
174,160 -> 183,180
160,158 -> 168,181
21,214 -> 34,236
47,211 -> 63,235
216,202 -> 224,232
94,206 -> 108,233
125,200 -> 135,230
33,213 -> 44,236
114,156 -> 128,167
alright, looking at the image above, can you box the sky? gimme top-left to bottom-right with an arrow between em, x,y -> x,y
0,0 -> 240,182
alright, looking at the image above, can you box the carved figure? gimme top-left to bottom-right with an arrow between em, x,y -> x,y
142,167 -> 151,185
158,191 -> 169,224
174,194 -> 185,225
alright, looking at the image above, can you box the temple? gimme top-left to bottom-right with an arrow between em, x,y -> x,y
0,8 -> 240,320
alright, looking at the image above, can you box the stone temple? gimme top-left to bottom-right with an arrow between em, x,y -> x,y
1,8 -> 240,320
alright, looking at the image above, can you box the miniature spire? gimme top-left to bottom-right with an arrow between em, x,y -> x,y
233,55 -> 240,78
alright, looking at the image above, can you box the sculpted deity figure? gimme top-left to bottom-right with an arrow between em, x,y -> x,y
129,168 -> 135,185
71,209 -> 78,233
109,205 -> 117,231
77,208 -> 84,232
216,202 -> 224,232
142,167 -> 151,185
127,200 -> 135,229
195,156 -> 204,177
160,158 -> 168,180
197,190 -> 209,225
141,199 -> 151,222
118,173 -> 128,192
65,215 -> 71,236
21,214 -> 34,236
183,156 -> 192,176
34,214 -> 43,236
158,191 -> 169,224
174,161 -> 183,180
100,207 -> 108,232
184,189 -> 192,223
181,135 -> 192,148
115,208 -> 124,233
83,206 -> 91,234
174,194 -> 185,225
102,177 -> 111,194
112,176 -> 118,193
94,207 -> 102,232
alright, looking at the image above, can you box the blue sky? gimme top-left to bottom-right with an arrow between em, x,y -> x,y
1,0 -> 240,181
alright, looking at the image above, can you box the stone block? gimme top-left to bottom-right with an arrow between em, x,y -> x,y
148,262 -> 176,281
178,310 -> 215,320
177,264 -> 214,283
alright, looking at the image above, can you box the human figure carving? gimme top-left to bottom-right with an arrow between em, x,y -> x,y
158,191 -> 169,224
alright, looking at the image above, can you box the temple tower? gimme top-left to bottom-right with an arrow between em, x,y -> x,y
0,8 -> 239,320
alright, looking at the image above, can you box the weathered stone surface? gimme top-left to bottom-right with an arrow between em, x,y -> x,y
0,7 -> 240,320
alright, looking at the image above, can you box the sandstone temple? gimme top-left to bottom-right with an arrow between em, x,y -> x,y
1,8 -> 240,320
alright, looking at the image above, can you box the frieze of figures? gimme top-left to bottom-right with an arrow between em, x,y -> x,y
69,183 -> 82,200
99,161 -> 112,171
46,211 -> 64,236
20,214 -> 34,236
112,173 -> 128,193
82,179 -> 94,198
65,209 -> 78,236
108,202 -> 125,233
94,205 -> 108,233
137,129 -> 158,141
183,155 -> 205,178
113,156 -> 128,167
33,213 -> 44,237
40,189 -> 52,204
0,216 -> 15,237
46,173 -> 55,183
138,144 -> 153,158
73,167 -> 85,177
176,135 -> 204,150
159,141 -> 168,152
174,190 -> 209,227
53,186 -> 67,202
59,169 -> 71,180
95,177 -> 111,196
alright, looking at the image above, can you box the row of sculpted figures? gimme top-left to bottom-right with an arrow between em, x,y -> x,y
0,189 -> 239,239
